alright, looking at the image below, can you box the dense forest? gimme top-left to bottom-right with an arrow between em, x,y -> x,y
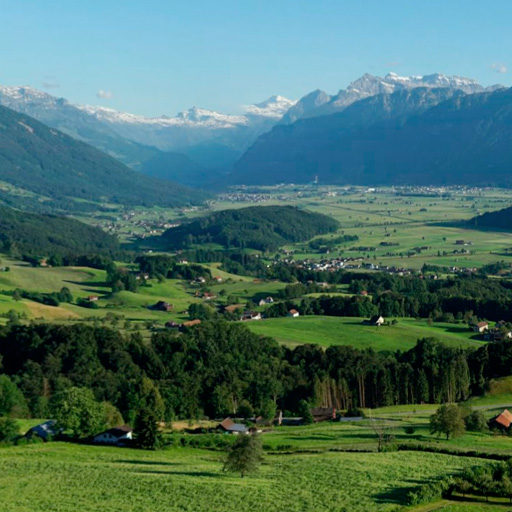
161,206 -> 339,251
0,205 -> 120,257
469,206 -> 512,231
0,105 -> 206,210
0,321 -> 510,421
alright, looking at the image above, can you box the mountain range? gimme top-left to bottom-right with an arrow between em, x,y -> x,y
1,72 -> 510,191
0,86 -> 295,171
226,85 -> 512,187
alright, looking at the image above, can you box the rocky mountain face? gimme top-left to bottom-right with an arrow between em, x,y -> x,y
225,85 -> 512,188
281,72 -> 501,124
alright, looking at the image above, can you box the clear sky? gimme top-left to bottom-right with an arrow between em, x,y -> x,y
0,0 -> 510,116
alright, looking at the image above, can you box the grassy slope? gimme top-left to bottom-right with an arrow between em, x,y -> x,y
0,443 -> 486,512
245,316 -> 482,350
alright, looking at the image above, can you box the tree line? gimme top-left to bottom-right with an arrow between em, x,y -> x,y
1,321 -> 511,422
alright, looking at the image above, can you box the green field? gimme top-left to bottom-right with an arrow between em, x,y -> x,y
0,442 -> 491,512
245,316 -> 483,350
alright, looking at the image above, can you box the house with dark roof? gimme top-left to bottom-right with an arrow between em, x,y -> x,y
93,425 -> 133,445
150,301 -> 173,312
310,407 -> 337,422
218,418 -> 248,435
363,315 -> 385,326
240,311 -> 262,321
489,410 -> 512,431
25,420 -> 62,441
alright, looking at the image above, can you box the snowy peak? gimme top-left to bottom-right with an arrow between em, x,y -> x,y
244,95 -> 296,119
280,89 -> 332,124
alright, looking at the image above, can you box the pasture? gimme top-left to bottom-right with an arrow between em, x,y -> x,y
0,442 -> 489,512
245,316 -> 482,350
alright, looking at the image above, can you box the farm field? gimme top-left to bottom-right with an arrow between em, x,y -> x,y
0,442 -> 490,512
83,186 -> 512,274
245,316 -> 483,350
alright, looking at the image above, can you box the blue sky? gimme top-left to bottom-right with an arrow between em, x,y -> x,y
0,0 -> 510,116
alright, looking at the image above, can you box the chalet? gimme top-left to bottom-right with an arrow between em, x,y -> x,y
25,420 -> 62,441
202,292 -> 217,301
87,295 -> 99,302
473,321 -> 489,334
165,321 -> 180,329
93,425 -> 133,445
213,276 -> 223,283
360,290 -> 369,296
363,315 -> 385,326
218,418 -> 248,435
310,407 -> 337,422
258,297 -> 274,306
287,309 -> 300,318
195,276 -> 206,284
180,319 -> 202,331
489,410 -> 512,431
150,301 -> 173,312
240,311 -> 262,321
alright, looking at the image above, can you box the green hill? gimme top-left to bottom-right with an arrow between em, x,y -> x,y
0,205 -> 119,257
161,205 -> 339,251
0,105 -> 206,210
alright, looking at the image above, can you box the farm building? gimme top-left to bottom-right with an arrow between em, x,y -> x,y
218,418 -> 248,435
240,311 -> 262,321
473,321 -> 489,333
93,425 -> 133,445
363,315 -> 385,326
489,409 -> 512,431
310,408 -> 337,422
287,309 -> 300,318
25,420 -> 62,441
150,301 -> 173,312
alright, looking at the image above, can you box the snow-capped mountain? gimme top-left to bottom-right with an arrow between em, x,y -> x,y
244,95 -> 296,119
76,95 -> 294,128
0,85 -> 295,168
77,104 -> 249,128
281,72 -> 503,123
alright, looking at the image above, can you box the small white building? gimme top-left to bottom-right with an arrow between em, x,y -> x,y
93,425 -> 133,445
287,309 -> 300,318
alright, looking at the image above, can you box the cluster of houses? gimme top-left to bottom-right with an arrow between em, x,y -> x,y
217,407 -> 339,434
24,420 -> 133,446
471,321 -> 512,342
275,256 -> 412,276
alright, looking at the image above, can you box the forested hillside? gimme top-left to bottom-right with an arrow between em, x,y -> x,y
0,205 -> 119,257
226,86 -> 512,187
0,321 -> 509,421
469,206 -> 512,230
161,206 -> 339,251
0,105 -> 206,210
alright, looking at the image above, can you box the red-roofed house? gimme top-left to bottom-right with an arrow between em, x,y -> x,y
489,409 -> 512,431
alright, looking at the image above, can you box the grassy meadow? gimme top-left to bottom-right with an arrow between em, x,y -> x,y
245,316 -> 482,350
0,442 -> 492,512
